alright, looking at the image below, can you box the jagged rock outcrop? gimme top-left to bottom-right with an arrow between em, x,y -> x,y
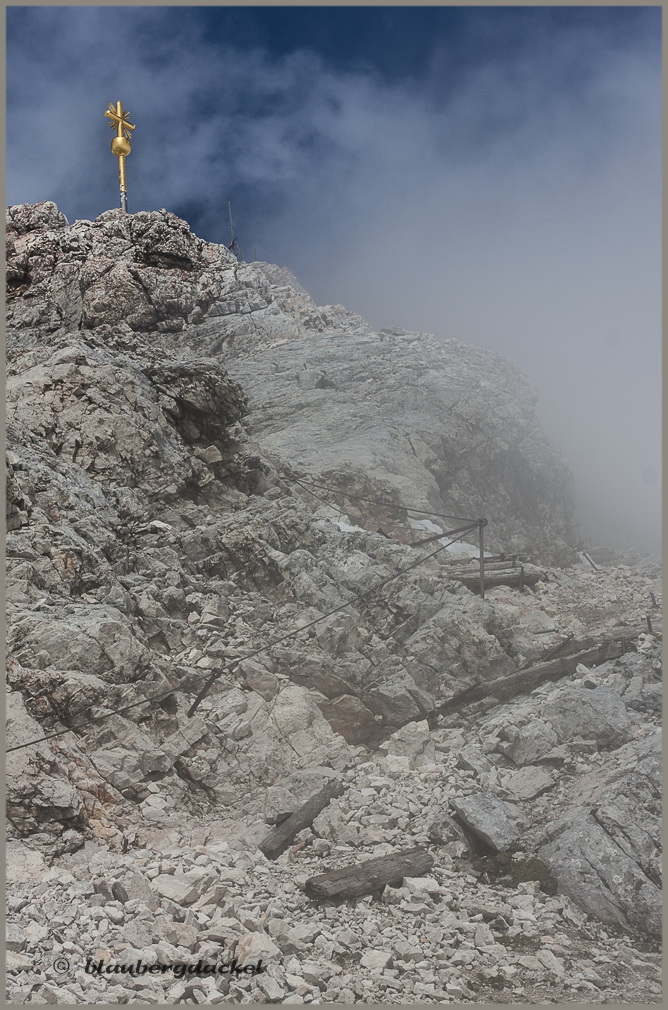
5,203 -> 662,1004
6,201 -> 364,341
441,638 -> 662,940
537,723 -> 661,938
7,201 -> 575,559
5,205 -> 578,792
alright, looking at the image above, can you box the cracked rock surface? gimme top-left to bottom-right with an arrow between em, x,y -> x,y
6,203 -> 662,1004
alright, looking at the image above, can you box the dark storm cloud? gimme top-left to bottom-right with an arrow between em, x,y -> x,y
6,6 -> 661,552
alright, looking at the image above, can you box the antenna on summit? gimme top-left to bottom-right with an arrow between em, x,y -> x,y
227,198 -> 241,260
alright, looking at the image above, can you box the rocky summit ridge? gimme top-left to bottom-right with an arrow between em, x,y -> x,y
5,202 -> 662,1005
7,200 -> 575,559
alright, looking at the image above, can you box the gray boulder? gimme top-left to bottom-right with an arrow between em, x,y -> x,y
538,731 -> 661,937
450,792 -> 526,852
541,685 -> 632,749
151,870 -> 217,907
428,812 -> 468,847
499,718 -> 559,766
503,765 -> 556,801
380,719 -> 436,767
538,813 -> 661,938
366,673 -> 429,726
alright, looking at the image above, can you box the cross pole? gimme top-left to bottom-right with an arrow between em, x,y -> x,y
104,100 -> 135,212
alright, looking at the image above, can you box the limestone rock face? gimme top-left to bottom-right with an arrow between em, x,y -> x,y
7,202 -> 237,334
537,732 -> 662,936
5,203 -> 580,843
7,202 -> 575,559
541,685 -> 633,749
5,205 -> 662,987
224,332 -> 576,559
6,202 -> 365,340
6,692 -> 83,836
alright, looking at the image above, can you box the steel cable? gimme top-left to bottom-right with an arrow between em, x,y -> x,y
7,523 -> 479,753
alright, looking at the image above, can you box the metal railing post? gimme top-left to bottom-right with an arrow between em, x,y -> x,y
479,519 -> 487,599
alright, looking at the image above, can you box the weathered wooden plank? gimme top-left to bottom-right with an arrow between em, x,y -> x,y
434,640 -> 628,717
430,623 -> 663,723
454,569 -> 542,593
478,560 -> 521,571
303,846 -> 434,901
550,622 -> 662,661
259,779 -> 345,860
442,554 -> 525,567
615,620 -> 662,640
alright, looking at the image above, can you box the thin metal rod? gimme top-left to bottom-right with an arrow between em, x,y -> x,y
187,525 -> 473,717
287,474 -> 478,524
118,150 -> 128,212
478,519 -> 486,599
188,667 -> 223,717
543,631 -> 575,661
412,522 -> 481,548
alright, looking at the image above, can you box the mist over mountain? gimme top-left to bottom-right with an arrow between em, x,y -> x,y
5,8 -> 662,999
7,5 -> 661,552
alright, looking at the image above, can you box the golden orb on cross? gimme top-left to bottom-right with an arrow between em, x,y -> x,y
111,135 -> 132,157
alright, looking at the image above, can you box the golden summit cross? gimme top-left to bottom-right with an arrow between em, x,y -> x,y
104,101 -> 135,213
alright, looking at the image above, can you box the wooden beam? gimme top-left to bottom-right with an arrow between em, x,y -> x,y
434,639 -> 631,717
438,554 -> 524,569
303,846 -> 434,902
452,569 -> 543,593
259,779 -> 345,860
477,560 -> 522,571
564,622 -> 662,655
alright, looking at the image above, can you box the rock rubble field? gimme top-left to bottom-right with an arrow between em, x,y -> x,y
6,203 -> 662,1004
